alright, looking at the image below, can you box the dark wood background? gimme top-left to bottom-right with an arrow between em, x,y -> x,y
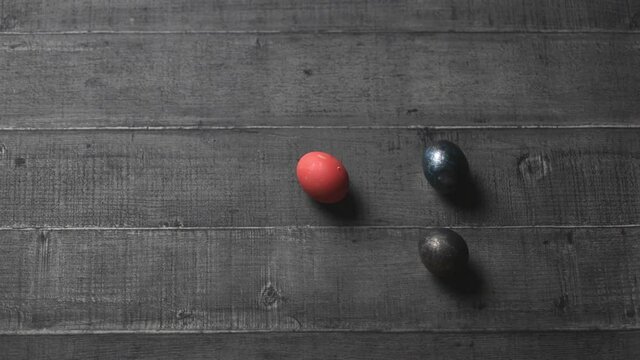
0,1 -> 639,359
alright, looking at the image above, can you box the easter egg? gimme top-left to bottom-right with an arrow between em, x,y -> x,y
422,140 -> 469,194
418,228 -> 469,277
296,151 -> 349,204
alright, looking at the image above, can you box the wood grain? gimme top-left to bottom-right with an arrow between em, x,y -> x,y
3,331 -> 640,359
0,34 -> 639,128
1,0 -> 637,356
0,128 -> 637,227
0,227 -> 637,331
0,0 -> 636,33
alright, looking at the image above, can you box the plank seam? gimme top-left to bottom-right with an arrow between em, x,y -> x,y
0,328 -> 638,335
0,224 -> 638,231
0,125 -> 638,131
0,30 -> 639,35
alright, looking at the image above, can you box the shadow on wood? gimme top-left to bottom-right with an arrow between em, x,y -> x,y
311,187 -> 361,222
433,260 -> 485,296
439,175 -> 484,211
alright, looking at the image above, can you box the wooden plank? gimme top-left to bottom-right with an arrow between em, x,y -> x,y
0,227 -> 637,331
0,0 -> 636,33
0,128 -> 637,227
0,34 -> 639,128
3,331 -> 640,359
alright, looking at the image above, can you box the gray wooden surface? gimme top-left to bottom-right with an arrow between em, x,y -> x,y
0,34 -> 639,128
0,227 -> 636,332
1,0 -> 639,359
0,128 -> 637,227
1,0 -> 638,32
3,331 -> 640,360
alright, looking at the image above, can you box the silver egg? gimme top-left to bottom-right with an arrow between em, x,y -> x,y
418,228 -> 469,277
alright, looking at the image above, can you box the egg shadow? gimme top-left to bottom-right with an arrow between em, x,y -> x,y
439,175 -> 484,211
433,260 -> 485,296
310,186 -> 361,222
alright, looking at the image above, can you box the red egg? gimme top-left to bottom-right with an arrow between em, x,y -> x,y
296,151 -> 349,204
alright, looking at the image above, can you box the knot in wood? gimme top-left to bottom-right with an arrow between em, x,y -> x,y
517,153 -> 551,183
259,283 -> 281,310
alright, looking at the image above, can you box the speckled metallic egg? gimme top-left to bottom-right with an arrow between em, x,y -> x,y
422,140 -> 469,194
418,228 -> 469,277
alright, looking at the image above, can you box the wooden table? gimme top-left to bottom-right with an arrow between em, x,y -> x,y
0,1 -> 639,358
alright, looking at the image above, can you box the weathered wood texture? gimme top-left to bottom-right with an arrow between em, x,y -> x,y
0,128 -> 637,227
3,331 -> 640,360
0,34 -> 639,128
2,1 -> 639,355
0,227 -> 637,331
0,0 -> 637,33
